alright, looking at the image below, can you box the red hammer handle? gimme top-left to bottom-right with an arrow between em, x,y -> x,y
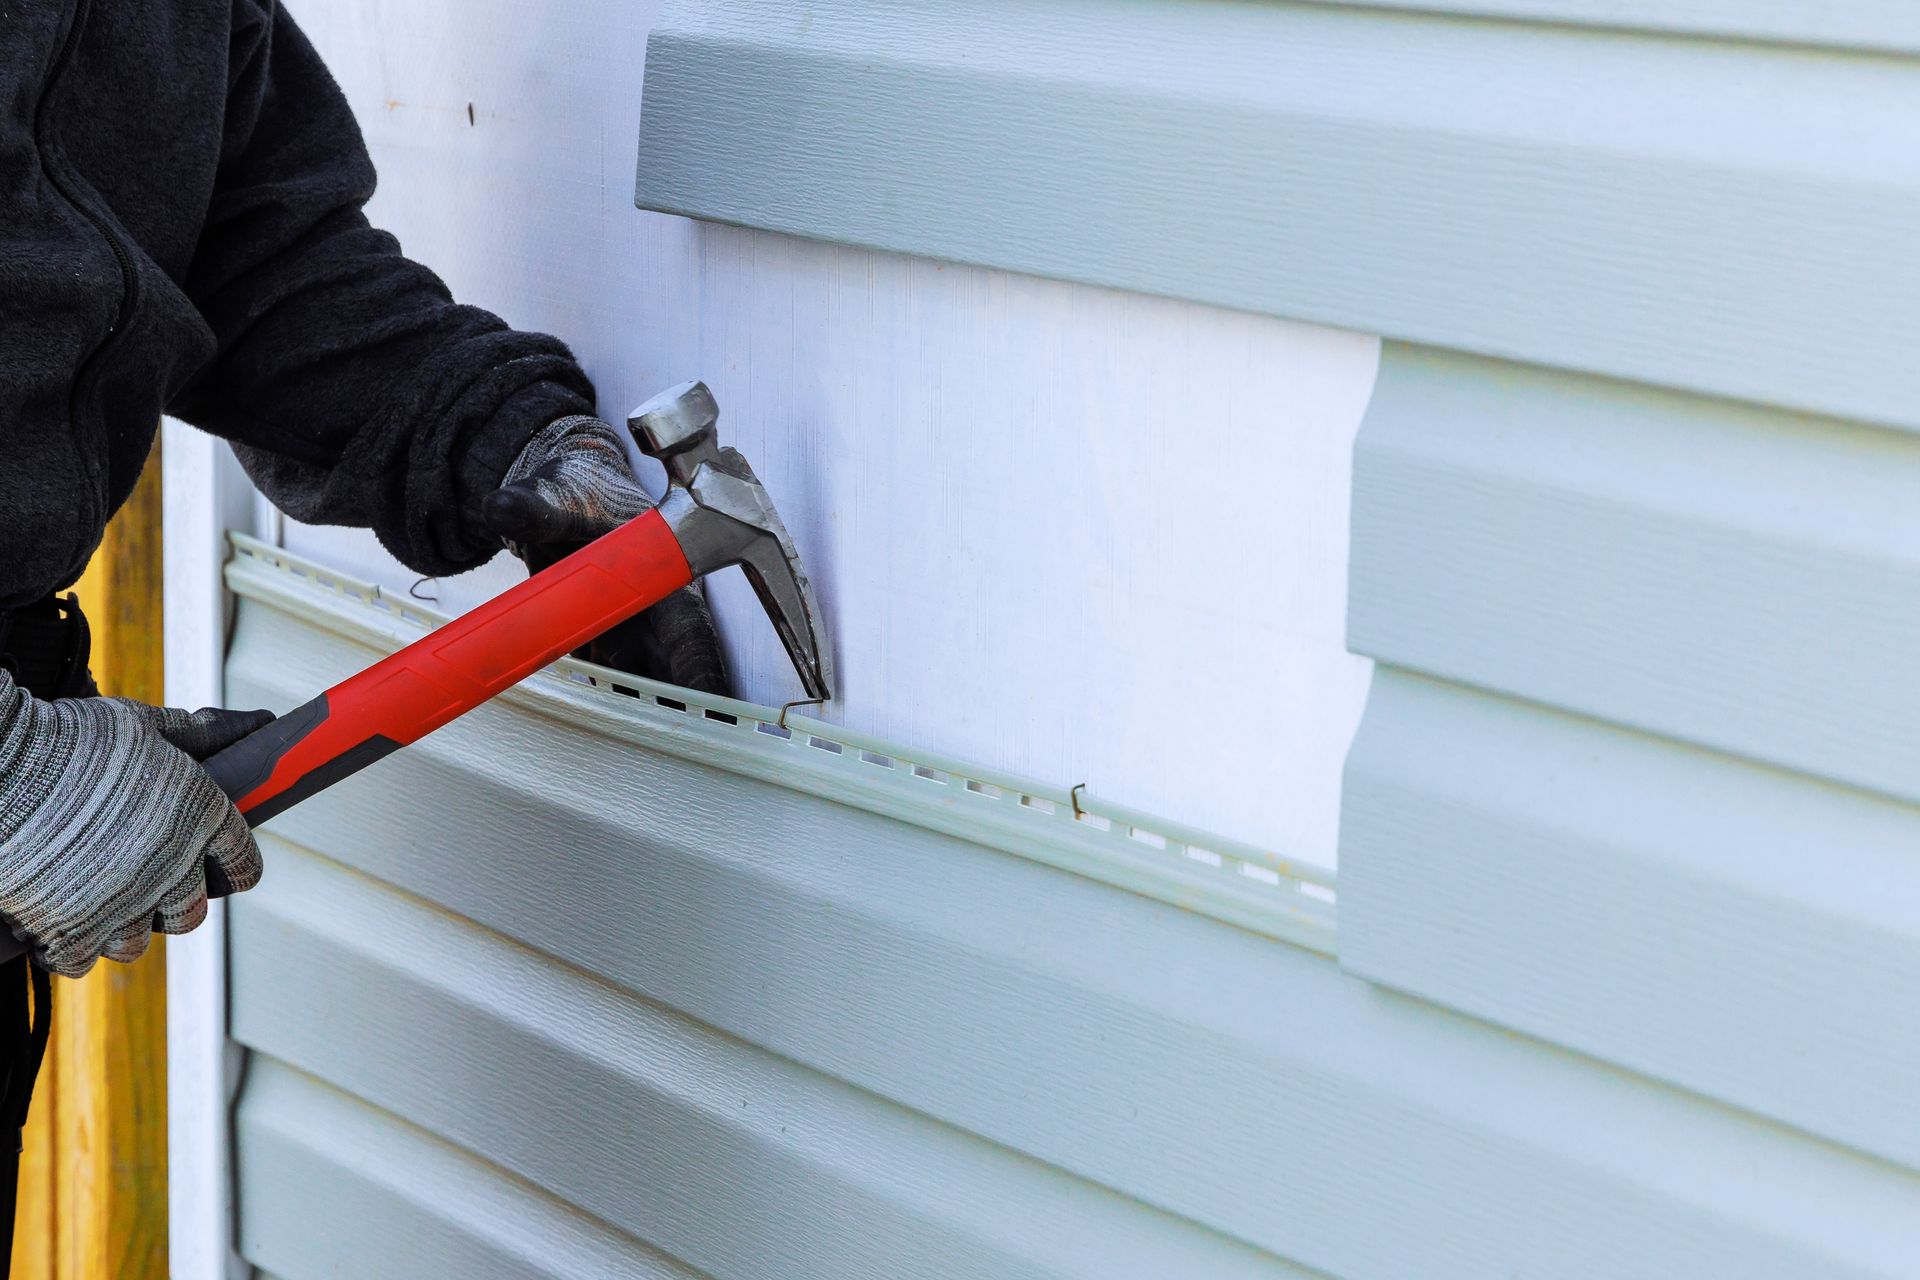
0,510 -> 694,966
203,508 -> 694,828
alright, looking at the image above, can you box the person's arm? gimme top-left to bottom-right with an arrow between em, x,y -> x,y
173,0 -> 729,693
169,0 -> 594,577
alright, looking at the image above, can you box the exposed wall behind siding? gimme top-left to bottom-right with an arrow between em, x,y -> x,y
283,0 -> 1378,866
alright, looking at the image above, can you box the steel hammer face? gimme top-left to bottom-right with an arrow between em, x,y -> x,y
629,382 -> 834,703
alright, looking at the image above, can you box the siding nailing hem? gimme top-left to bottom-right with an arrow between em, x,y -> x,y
223,534 -> 1338,956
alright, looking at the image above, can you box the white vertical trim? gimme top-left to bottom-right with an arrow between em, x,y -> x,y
251,490 -> 285,550
163,420 -> 261,1280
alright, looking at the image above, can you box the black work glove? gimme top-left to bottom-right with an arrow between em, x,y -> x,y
482,416 -> 731,696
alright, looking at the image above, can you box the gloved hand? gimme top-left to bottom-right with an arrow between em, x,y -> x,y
483,414 -> 730,695
0,672 -> 274,976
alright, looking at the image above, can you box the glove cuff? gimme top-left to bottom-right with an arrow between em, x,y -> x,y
503,415 -> 623,490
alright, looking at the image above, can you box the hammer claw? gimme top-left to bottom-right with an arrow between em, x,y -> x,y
740,536 -> 833,703
631,382 -> 834,704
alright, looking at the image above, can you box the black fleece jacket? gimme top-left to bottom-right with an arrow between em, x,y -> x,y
2,0 -> 596,608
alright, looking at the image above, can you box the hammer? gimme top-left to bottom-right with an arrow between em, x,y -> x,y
0,384 -> 827,962
0,385 -> 826,968
195,380 -> 831,835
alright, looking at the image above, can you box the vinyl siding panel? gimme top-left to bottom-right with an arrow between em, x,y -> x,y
1340,668 -> 1920,1173
231,841 -> 1287,1280
223,561 -> 1920,1279
1337,343 -> 1920,1174
236,1061 -> 701,1280
1319,1 -> 1920,54
1346,348 -> 1920,806
635,0 -> 1920,431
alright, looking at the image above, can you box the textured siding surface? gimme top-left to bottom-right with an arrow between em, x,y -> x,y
1336,337 -> 1920,1180
1340,669 -> 1920,1172
661,0 -> 1920,1272
1346,349 -> 1920,803
237,1061 -> 697,1279
636,0 -> 1920,431
1266,1 -> 1920,1240
1320,0 -> 1920,52
224,554 -> 1920,1278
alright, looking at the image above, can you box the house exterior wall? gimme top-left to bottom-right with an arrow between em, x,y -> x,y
279,0 -> 1377,865
179,0 -> 1920,1276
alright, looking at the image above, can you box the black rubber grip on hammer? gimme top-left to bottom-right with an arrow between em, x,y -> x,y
0,696 -> 349,966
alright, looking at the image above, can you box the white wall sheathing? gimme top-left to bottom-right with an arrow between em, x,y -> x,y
285,0 -> 1379,866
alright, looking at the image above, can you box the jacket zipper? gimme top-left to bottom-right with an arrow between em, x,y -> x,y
33,0 -> 138,536
37,0 -> 138,371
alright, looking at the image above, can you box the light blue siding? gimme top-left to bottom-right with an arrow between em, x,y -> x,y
636,0 -> 1920,430
1340,668 -> 1920,1172
1337,315 -> 1920,1186
237,1061 -> 700,1279
225,565 -> 1920,1278
1347,348 -> 1920,805
233,839 -> 1290,1280
1320,1 -> 1920,52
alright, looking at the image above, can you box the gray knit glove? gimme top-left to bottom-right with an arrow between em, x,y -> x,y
483,415 -> 730,695
0,671 -> 274,976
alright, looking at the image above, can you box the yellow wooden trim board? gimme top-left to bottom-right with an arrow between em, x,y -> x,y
11,450 -> 169,1279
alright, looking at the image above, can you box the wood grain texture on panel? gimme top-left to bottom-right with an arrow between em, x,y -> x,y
1340,668 -> 1920,1174
10,453 -> 169,1280
237,1062 -> 701,1280
231,851 -> 1303,1280
1347,346 -> 1920,808
637,0 -> 1920,432
1320,0 -> 1920,52
222,594 -> 1920,1280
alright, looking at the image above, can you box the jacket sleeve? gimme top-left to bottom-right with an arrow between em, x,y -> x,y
168,0 -> 597,576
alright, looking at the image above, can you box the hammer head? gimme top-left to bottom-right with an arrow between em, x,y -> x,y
629,382 -> 833,703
